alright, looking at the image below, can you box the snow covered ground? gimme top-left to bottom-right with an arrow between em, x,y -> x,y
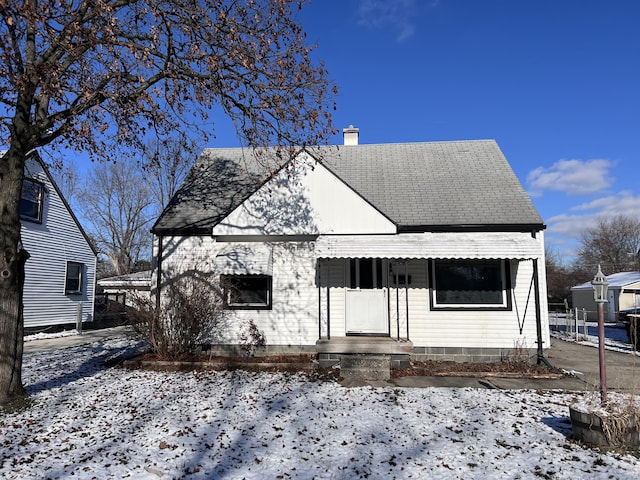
2,338 -> 640,479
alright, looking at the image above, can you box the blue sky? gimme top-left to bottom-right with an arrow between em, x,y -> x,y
258,0 -> 637,264
65,0 -> 637,264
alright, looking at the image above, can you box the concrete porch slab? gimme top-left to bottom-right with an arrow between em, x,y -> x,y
316,336 -> 413,355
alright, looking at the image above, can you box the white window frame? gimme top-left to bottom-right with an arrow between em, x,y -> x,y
65,261 -> 84,295
20,178 -> 44,223
222,275 -> 272,310
431,259 -> 509,309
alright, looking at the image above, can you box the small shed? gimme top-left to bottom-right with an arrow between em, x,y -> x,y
570,271 -> 640,322
97,270 -> 152,307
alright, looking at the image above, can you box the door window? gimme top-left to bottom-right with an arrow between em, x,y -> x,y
348,259 -> 384,289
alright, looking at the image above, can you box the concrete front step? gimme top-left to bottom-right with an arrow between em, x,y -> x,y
340,355 -> 392,381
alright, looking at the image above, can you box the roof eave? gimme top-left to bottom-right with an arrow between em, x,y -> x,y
151,226 -> 213,236
398,223 -> 546,233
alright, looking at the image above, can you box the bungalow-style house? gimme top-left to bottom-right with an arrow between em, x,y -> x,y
571,271 -> 640,322
152,128 -> 549,364
20,152 -> 97,329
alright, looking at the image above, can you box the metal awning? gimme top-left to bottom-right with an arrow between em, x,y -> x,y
215,244 -> 273,275
314,232 -> 542,260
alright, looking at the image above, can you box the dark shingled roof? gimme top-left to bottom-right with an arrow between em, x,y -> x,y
152,140 -> 544,235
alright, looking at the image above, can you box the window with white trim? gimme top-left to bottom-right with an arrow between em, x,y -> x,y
20,178 -> 44,223
431,259 -> 509,309
65,262 -> 84,295
222,275 -> 272,309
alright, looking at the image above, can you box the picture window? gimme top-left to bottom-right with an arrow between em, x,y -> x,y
431,259 -> 509,309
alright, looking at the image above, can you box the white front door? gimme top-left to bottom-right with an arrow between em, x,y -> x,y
345,259 -> 389,335
346,289 -> 388,334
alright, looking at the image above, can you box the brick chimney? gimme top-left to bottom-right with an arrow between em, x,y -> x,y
343,125 -> 359,145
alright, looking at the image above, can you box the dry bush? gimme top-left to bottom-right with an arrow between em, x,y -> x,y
239,320 -> 267,357
129,271 -> 225,359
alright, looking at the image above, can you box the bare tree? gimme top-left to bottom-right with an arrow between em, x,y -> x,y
78,161 -> 155,276
576,215 -> 640,273
545,247 -> 572,305
0,0 -> 335,405
141,135 -> 194,214
50,159 -> 80,206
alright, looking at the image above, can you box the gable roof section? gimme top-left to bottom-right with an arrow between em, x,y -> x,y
153,140 -> 544,235
152,149 -> 269,234
20,151 -> 98,256
210,160 -> 397,236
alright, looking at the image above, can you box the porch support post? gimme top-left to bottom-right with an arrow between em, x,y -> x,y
533,258 -> 544,364
387,275 -> 391,337
318,260 -> 322,340
405,261 -> 410,340
396,276 -> 400,340
327,280 -> 331,340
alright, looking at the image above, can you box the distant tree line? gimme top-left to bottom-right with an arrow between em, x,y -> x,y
546,214 -> 640,305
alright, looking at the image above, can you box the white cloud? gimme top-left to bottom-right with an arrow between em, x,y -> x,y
356,0 -> 420,42
570,190 -> 640,215
526,159 -> 615,196
545,191 -> 640,259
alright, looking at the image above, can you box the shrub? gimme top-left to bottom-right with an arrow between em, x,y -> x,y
239,320 -> 267,357
128,271 -> 225,359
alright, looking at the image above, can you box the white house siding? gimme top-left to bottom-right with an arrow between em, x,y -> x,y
157,236 -> 319,348
317,259 -> 544,349
211,161 -> 396,236
21,158 -> 96,328
407,259 -> 546,350
315,232 -> 549,352
325,259 -> 346,339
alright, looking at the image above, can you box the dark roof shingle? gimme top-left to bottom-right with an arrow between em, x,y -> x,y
152,140 -> 543,234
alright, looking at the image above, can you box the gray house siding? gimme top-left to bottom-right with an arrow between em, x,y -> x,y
21,156 -> 97,328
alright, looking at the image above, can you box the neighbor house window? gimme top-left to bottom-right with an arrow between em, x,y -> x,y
65,262 -> 84,295
431,259 -> 509,309
222,275 -> 272,309
20,178 -> 44,223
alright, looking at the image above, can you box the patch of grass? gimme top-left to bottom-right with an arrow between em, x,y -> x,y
1,396 -> 36,414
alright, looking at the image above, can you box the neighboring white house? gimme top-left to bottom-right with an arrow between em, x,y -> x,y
152,129 -> 549,364
20,153 -> 97,328
571,271 -> 640,322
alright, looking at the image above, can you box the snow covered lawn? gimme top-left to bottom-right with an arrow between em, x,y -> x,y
2,338 -> 640,479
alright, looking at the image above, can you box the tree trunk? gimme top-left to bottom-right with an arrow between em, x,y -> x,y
0,147 -> 30,406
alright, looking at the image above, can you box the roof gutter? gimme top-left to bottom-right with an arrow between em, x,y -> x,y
398,223 -> 546,233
